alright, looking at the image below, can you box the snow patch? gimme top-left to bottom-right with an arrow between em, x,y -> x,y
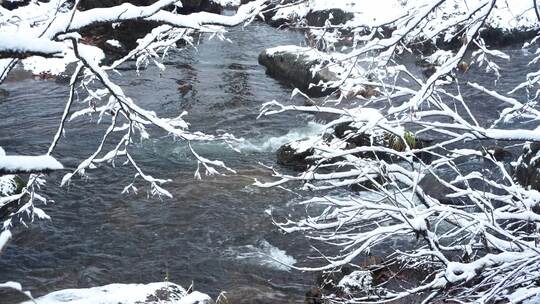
22,282 -> 212,304
105,39 -> 122,48
21,43 -> 104,76
0,34 -> 65,57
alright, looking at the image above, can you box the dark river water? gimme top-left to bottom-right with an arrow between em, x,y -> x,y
0,19 -> 538,304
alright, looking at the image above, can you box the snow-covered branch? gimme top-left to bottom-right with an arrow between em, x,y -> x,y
258,0 -> 540,302
0,0 -> 273,255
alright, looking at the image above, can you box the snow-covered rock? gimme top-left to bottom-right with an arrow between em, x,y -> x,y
22,282 -> 214,304
276,138 -> 317,170
259,45 -> 372,97
259,45 -> 339,96
338,270 -> 373,294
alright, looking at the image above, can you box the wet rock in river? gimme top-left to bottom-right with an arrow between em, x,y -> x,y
311,256 -> 432,303
333,122 -> 372,147
485,146 -> 514,162
276,122 -> 434,171
177,79 -> 194,97
276,139 -> 317,170
479,27 -> 539,48
514,142 -> 540,191
334,122 -> 433,163
267,4 -> 354,28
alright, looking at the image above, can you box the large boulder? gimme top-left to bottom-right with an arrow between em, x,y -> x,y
258,46 -> 339,96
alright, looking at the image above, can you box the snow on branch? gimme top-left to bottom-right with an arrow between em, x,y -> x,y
0,34 -> 65,59
258,0 -> 540,303
0,0 -> 273,254
0,148 -> 64,174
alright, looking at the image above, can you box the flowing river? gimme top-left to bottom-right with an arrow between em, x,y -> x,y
0,18 -> 537,304
0,21 -> 323,303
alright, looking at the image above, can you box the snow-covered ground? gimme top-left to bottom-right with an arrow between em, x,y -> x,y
19,282 -> 213,304
2,0 -> 538,76
273,0 -> 539,31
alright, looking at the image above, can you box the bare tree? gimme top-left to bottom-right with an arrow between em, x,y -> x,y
257,0 -> 540,302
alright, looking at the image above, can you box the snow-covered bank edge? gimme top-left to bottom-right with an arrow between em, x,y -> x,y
272,0 -> 540,32
18,282 -> 213,304
268,0 -> 539,49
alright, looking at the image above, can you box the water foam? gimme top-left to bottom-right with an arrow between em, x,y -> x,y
237,121 -> 326,153
228,239 -> 297,271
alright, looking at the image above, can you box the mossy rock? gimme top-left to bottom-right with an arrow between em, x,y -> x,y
387,131 -> 417,152
0,175 -> 24,197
